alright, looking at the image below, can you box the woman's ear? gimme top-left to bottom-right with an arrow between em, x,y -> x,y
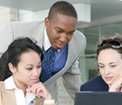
8,63 -> 16,73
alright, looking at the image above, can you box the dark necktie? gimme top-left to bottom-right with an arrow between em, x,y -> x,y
40,47 -> 55,82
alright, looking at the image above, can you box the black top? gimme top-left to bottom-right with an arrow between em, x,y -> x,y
80,76 -> 109,91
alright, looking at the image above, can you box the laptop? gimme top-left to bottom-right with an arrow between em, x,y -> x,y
74,91 -> 122,105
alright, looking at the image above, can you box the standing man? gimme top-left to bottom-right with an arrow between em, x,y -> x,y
0,1 -> 86,101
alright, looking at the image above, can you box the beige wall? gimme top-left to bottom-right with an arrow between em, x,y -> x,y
0,6 -> 18,30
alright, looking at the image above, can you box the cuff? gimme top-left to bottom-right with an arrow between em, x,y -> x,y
44,99 -> 55,104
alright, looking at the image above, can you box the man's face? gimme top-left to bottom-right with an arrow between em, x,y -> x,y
45,13 -> 77,49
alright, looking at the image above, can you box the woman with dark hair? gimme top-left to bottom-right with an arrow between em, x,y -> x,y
80,34 -> 122,92
0,37 -> 56,105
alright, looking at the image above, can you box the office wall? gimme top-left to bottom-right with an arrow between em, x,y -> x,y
0,6 -> 18,30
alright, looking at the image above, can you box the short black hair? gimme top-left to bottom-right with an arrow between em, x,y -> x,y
48,1 -> 77,20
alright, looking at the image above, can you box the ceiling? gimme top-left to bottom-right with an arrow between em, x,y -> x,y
0,0 -> 122,20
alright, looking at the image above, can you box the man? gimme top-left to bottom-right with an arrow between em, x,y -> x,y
0,1 -> 86,101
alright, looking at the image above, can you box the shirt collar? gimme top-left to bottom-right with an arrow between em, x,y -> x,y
43,28 -> 51,51
44,28 -> 60,52
5,76 -> 16,89
5,76 -> 37,105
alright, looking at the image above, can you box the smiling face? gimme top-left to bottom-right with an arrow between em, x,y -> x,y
9,50 -> 41,90
98,48 -> 122,86
45,13 -> 77,49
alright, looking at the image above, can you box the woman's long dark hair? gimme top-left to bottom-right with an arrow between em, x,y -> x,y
0,37 -> 43,81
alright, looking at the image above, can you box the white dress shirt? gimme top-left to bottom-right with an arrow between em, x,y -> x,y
43,28 -> 51,51
5,76 -> 55,105
44,28 -> 60,52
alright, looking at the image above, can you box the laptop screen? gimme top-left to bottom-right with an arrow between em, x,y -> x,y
75,91 -> 122,105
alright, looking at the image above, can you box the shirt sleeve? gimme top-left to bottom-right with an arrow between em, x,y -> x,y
44,99 -> 55,104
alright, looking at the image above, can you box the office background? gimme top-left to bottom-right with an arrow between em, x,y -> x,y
0,0 -> 122,105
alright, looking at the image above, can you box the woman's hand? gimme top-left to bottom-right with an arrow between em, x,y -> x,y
109,74 -> 122,92
26,82 -> 52,100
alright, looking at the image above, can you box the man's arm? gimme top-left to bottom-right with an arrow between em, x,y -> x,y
61,30 -> 86,100
62,59 -> 82,100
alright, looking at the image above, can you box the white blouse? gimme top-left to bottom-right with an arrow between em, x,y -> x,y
5,76 -> 54,105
